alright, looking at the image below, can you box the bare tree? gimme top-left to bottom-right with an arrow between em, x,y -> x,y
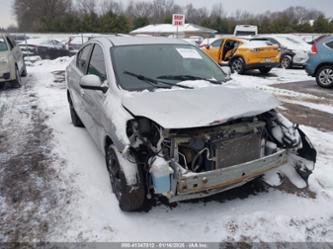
185,4 -> 208,24
13,0 -> 71,31
126,1 -> 153,18
100,0 -> 123,15
210,2 -> 225,19
151,0 -> 175,23
76,0 -> 96,14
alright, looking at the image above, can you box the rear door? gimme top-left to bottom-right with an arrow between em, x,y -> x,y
67,43 -> 93,124
252,44 -> 280,60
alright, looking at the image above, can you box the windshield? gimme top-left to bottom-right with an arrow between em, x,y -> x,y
0,38 -> 8,52
111,44 -> 226,91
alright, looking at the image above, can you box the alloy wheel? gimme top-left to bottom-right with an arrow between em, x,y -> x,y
232,59 -> 242,73
319,68 -> 333,86
281,57 -> 291,69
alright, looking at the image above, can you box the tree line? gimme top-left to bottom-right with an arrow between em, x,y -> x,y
11,0 -> 333,34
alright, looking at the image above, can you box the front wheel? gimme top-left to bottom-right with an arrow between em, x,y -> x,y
230,58 -> 245,74
106,145 -> 146,212
316,65 -> 333,88
13,65 -> 22,88
259,67 -> 272,74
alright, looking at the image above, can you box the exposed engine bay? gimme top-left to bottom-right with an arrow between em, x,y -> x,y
126,110 -> 316,202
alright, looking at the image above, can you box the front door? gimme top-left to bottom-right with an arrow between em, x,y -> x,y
203,39 -> 223,63
81,43 -> 108,147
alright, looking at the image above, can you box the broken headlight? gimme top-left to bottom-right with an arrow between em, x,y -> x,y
264,111 -> 301,149
126,118 -> 162,149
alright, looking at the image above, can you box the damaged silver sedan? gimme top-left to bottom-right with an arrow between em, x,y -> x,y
66,37 -> 316,211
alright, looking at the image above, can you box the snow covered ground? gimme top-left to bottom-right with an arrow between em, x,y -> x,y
1,58 -> 333,243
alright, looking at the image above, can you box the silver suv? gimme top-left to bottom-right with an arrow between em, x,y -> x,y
0,33 -> 26,88
66,37 -> 316,211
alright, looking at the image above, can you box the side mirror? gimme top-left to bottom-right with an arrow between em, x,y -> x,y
206,45 -> 210,49
222,66 -> 232,81
80,74 -> 108,93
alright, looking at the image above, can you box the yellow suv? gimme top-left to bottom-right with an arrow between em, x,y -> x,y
202,36 -> 280,74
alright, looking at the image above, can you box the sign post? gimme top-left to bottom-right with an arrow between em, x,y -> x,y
172,14 -> 185,38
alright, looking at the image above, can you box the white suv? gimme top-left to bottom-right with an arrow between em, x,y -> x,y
0,33 -> 27,88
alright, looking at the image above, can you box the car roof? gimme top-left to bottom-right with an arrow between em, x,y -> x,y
96,36 -> 189,47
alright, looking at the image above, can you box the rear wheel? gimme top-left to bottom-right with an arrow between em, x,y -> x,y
259,67 -> 272,74
316,65 -> 333,88
280,55 -> 292,69
106,145 -> 146,212
230,58 -> 245,74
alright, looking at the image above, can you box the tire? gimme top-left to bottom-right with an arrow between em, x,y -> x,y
316,65 -> 333,88
259,67 -> 272,74
13,65 -> 22,88
106,145 -> 146,212
69,100 -> 84,127
21,63 -> 28,77
230,58 -> 245,74
280,55 -> 292,69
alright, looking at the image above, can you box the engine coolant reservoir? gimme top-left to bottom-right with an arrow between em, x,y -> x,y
149,156 -> 174,194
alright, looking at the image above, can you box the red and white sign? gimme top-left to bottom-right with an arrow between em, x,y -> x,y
172,14 -> 185,26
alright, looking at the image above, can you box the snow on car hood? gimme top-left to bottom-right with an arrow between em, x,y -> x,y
122,86 -> 280,129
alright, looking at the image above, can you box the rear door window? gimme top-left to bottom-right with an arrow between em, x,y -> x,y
87,44 -> 107,82
77,44 -> 93,74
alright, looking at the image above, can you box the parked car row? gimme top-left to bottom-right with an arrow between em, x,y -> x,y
201,36 -> 281,74
200,34 -> 313,74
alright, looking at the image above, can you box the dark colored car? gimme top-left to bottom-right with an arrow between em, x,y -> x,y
305,35 -> 333,88
19,38 -> 70,59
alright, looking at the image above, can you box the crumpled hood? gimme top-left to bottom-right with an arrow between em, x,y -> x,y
122,86 -> 280,129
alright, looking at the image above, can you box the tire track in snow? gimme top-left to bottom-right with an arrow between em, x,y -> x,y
0,76 -> 73,241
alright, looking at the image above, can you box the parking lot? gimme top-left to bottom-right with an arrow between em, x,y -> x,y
1,57 -> 333,242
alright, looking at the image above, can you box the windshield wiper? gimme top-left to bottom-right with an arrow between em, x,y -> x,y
157,75 -> 223,85
124,71 -> 193,89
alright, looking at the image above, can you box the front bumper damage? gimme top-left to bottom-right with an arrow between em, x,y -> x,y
150,126 -> 316,203
126,111 -> 316,203
168,150 -> 287,202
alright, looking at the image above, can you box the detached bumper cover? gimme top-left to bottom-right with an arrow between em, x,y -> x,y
169,150 -> 288,202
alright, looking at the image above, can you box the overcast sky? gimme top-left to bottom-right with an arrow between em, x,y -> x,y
1,0 -> 333,28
